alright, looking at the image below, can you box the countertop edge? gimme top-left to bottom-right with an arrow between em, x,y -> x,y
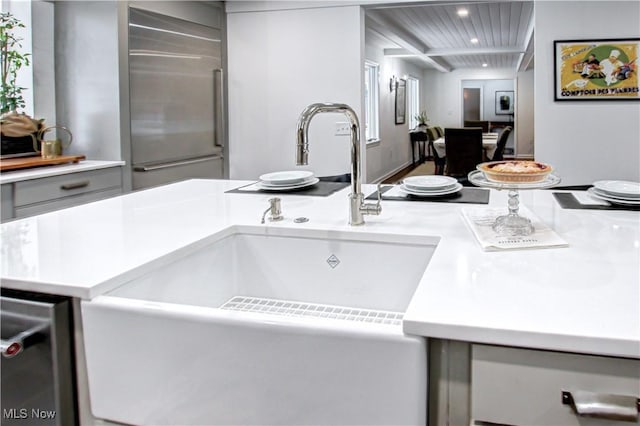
0,160 -> 125,184
403,319 -> 640,360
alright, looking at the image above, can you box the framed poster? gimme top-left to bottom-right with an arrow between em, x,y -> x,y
395,78 -> 406,125
495,91 -> 514,114
554,38 -> 640,101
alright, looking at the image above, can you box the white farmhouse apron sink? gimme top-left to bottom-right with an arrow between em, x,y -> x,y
82,225 -> 437,425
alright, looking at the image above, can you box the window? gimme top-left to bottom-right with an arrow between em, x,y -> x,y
364,61 -> 379,143
406,76 -> 420,130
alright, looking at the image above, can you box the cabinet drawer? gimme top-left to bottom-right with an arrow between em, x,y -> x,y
14,188 -> 122,218
14,168 -> 122,207
471,344 -> 640,426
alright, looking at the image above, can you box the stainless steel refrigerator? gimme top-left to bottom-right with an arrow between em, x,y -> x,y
129,4 -> 225,190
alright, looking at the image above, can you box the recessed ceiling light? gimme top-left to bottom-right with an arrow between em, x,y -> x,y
470,38 -> 479,44
457,8 -> 469,17
482,63 -> 488,67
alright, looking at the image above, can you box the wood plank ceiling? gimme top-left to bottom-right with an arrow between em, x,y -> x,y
365,1 -> 534,72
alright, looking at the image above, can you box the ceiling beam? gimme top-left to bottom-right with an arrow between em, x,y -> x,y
385,46 -> 525,57
516,16 -> 535,72
366,13 -> 452,72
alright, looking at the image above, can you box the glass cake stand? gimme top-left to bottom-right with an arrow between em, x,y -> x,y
468,170 -> 561,236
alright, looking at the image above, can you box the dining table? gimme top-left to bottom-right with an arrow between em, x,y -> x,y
433,132 -> 499,160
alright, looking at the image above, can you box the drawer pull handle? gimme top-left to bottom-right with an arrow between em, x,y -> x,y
562,390 -> 640,422
61,180 -> 90,190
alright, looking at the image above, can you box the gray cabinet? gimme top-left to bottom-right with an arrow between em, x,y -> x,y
428,339 -> 640,426
2,167 -> 122,221
471,344 -> 640,426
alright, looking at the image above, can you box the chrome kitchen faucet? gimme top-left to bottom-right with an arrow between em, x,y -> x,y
296,103 -> 381,226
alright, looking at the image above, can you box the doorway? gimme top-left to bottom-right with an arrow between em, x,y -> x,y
463,88 -> 481,122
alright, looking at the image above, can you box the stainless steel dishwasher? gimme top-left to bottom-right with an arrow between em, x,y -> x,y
1,289 -> 77,425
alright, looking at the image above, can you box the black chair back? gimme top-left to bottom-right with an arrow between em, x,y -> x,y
463,120 -> 489,133
491,126 -> 513,161
444,127 -> 483,177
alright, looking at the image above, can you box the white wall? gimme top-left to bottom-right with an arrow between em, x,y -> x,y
365,43 -> 424,182
226,5 -> 363,180
423,67 -> 537,158
535,0 -> 640,185
422,68 -> 517,129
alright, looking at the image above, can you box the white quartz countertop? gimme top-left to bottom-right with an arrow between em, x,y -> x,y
0,160 -> 125,184
1,179 -> 638,359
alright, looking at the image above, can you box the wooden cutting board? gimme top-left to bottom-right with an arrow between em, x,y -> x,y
0,155 -> 86,172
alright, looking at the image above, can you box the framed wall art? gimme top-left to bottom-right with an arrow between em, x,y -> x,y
395,78 -> 406,125
554,38 -> 640,101
495,91 -> 514,115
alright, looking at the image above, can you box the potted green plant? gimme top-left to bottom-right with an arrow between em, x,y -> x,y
1,12 -> 30,114
1,12 -> 43,156
414,111 -> 429,129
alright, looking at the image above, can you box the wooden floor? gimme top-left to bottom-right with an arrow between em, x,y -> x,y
381,160 -> 436,184
381,154 -> 525,184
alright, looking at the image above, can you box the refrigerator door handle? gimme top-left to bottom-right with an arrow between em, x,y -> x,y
134,155 -> 223,172
214,68 -> 225,148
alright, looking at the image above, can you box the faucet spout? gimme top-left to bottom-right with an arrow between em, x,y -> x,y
295,102 -> 380,225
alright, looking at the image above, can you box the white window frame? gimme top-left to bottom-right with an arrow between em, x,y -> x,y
406,76 -> 420,130
364,61 -> 380,143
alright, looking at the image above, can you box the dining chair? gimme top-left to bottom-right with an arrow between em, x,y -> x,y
444,127 -> 483,184
463,120 -> 489,133
409,130 -> 428,166
426,127 -> 446,175
491,126 -> 513,161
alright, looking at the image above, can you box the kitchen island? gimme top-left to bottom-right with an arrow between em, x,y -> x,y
1,178 -> 638,425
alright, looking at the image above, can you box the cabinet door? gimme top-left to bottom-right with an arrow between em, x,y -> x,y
1,184 -> 15,221
472,344 -> 640,426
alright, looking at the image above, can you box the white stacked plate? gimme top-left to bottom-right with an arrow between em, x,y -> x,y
588,180 -> 640,205
257,170 -> 319,190
399,175 -> 462,197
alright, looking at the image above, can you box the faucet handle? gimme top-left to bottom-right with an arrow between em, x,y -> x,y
360,184 -> 382,217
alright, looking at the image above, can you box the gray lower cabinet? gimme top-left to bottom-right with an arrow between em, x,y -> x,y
2,167 -> 122,221
471,344 -> 640,426
1,183 -> 14,221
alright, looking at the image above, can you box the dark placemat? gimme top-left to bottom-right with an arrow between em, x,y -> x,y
553,192 -> 640,211
366,185 -> 490,204
225,181 -> 350,197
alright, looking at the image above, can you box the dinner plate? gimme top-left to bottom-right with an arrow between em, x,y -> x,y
259,170 -> 314,185
587,188 -> 640,205
592,180 -> 640,198
403,175 -> 458,190
592,187 -> 640,201
399,182 -> 462,197
256,177 -> 319,191
259,176 -> 317,188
